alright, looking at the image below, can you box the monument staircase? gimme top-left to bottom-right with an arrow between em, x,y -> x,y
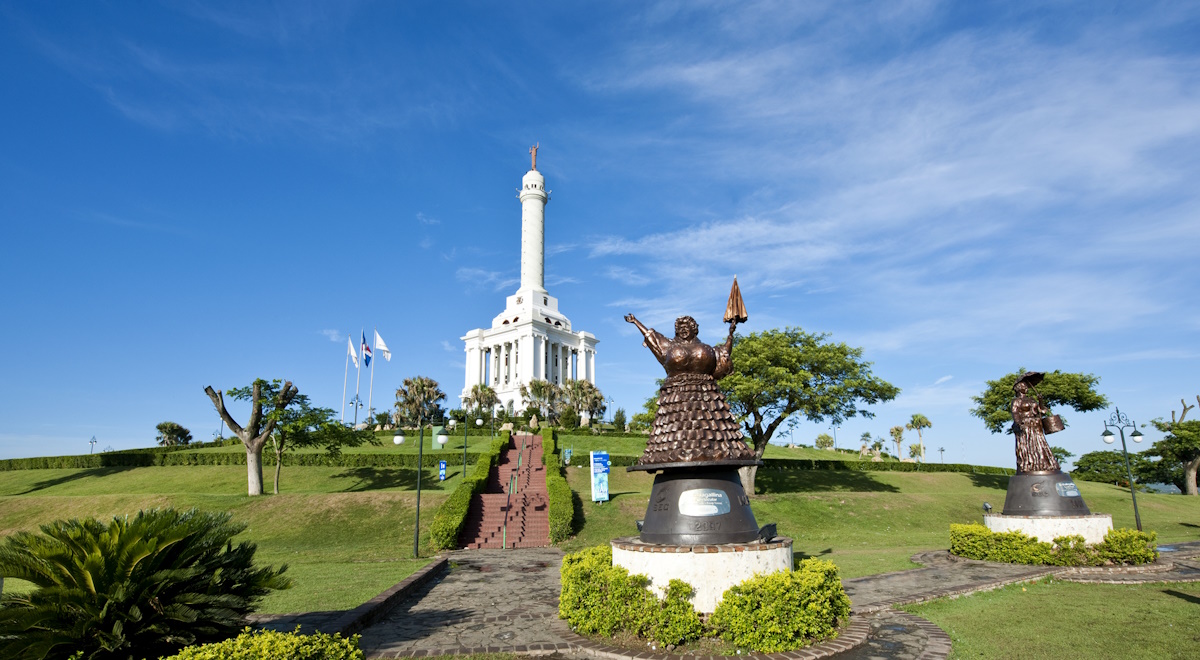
458,434 -> 550,549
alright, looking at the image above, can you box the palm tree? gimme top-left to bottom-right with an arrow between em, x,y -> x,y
0,508 -> 289,659
906,413 -> 932,462
464,383 -> 499,419
520,379 -> 561,423
395,376 -> 447,427
563,379 -> 606,425
889,425 -> 905,460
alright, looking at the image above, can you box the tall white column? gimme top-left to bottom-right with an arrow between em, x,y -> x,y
519,167 -> 548,293
588,350 -> 596,384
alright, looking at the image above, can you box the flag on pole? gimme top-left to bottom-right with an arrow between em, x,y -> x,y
348,336 -> 358,367
375,330 -> 391,362
361,331 -> 372,368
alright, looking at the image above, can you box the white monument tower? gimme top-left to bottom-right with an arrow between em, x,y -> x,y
461,145 -> 599,417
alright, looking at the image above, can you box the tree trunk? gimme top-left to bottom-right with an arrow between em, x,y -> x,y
274,449 -> 283,495
246,445 -> 265,496
738,465 -> 757,496
1185,457 -> 1200,496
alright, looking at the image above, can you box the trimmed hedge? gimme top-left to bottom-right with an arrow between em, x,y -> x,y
949,523 -> 1158,566
0,450 -> 480,471
543,429 -> 575,543
709,558 -> 850,653
560,453 -> 1015,475
429,433 -> 511,550
559,545 -> 702,646
163,627 -> 363,660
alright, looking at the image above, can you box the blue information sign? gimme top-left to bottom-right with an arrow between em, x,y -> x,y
590,451 -> 610,502
563,448 -> 573,465
439,460 -> 447,481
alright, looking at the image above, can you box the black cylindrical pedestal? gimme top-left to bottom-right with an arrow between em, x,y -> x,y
639,467 -> 760,545
1002,471 -> 1091,516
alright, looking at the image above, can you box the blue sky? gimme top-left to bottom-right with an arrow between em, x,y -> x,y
2,1 -> 1198,468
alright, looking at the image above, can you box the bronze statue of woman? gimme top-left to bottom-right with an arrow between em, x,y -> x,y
624,313 -> 757,467
1011,372 -> 1060,473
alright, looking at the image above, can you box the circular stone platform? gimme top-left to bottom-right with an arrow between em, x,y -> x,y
611,536 -> 793,613
984,513 -> 1113,544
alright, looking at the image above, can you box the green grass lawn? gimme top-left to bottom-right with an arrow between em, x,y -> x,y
0,465 -> 457,613
561,466 -> 1200,578
179,432 -> 498,455
905,578 -> 1200,659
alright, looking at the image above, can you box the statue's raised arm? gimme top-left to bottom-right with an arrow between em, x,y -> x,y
625,313 -> 670,364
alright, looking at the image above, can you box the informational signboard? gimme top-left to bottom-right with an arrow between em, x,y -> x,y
563,448 -> 573,466
439,460 -> 447,481
590,451 -> 610,502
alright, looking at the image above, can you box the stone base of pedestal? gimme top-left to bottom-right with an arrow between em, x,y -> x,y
611,536 -> 793,613
984,513 -> 1113,545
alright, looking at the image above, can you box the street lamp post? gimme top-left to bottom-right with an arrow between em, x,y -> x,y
89,436 -> 97,454
394,422 -> 427,558
467,416 -> 482,476
1102,407 -> 1145,531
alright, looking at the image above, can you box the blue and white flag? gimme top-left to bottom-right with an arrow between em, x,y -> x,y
361,331 -> 372,368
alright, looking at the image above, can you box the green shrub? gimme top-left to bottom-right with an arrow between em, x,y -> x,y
0,508 -> 289,660
709,559 -> 850,653
163,627 -> 363,660
429,435 -> 510,550
950,523 -> 1157,566
558,546 -> 702,646
1095,528 -> 1158,565
542,429 -> 575,543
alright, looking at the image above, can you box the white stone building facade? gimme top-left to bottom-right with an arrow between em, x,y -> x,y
460,156 -> 598,415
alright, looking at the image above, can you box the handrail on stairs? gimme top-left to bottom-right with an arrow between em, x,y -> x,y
502,472 -> 515,549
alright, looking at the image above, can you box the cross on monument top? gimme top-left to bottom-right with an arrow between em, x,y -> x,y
530,143 -> 539,170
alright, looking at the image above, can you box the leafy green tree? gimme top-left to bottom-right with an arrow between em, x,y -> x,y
905,413 -> 931,462
155,421 -> 193,447
969,369 -> 1108,434
889,425 -> 905,459
612,407 -> 627,431
560,405 -> 581,430
1050,446 -> 1075,468
0,508 -> 289,660
395,376 -> 446,427
1073,450 -> 1151,487
205,379 -> 299,496
723,328 -> 899,494
814,433 -> 834,449
871,438 -> 885,453
908,444 -> 923,461
268,395 -> 376,494
372,411 -> 391,428
1147,395 -> 1200,495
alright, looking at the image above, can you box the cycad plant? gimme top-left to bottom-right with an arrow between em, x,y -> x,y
0,508 -> 290,660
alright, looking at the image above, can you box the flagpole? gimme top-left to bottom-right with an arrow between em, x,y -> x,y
341,336 -> 351,423
354,327 -> 364,427
367,326 -> 378,422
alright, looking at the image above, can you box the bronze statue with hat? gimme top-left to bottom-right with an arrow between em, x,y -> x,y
1002,371 -> 1090,515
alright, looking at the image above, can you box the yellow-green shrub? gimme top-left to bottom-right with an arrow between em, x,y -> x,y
558,546 -> 702,646
708,559 -> 850,653
161,627 -> 362,660
950,523 -> 1157,565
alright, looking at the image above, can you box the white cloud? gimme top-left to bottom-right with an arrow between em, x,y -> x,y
934,375 -> 953,386
320,329 -> 342,343
416,212 -> 439,225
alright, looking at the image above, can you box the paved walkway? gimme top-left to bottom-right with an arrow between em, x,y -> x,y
326,541 -> 1200,659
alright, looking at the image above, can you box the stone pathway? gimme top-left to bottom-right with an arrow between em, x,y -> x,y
313,541 -> 1200,659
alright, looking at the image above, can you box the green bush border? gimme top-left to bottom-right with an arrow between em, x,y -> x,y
559,546 -> 849,652
560,453 -> 1014,475
0,450 -> 481,471
163,626 -> 363,659
429,433 -> 511,550
542,429 -> 575,543
949,523 -> 1158,566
